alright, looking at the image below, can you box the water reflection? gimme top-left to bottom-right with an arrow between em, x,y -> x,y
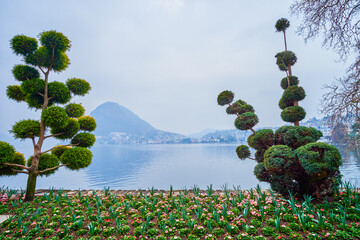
0,143 -> 359,190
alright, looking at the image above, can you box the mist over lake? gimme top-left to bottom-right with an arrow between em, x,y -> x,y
1,143 -> 359,190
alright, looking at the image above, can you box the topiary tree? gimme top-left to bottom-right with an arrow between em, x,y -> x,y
217,19 -> 342,198
0,31 -> 96,201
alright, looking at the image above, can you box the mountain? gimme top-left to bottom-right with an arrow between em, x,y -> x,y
188,128 -> 216,138
90,102 -> 184,144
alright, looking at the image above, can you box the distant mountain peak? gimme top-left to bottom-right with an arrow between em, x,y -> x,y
90,102 -> 184,144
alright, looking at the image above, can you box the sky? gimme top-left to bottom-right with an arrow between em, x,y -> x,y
0,0 -> 349,136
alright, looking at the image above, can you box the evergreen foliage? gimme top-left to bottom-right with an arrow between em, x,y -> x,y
0,31 -> 96,201
217,18 -> 342,197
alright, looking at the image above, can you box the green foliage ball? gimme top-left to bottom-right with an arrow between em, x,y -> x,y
12,65 -> 40,81
295,142 -> 342,177
275,51 -> 297,71
275,18 -> 290,32
25,93 -> 44,109
0,152 -> 26,176
0,141 -> 15,165
25,46 -> 52,67
264,145 -> 295,174
254,162 -> 271,182
217,90 -> 234,106
65,103 -> 85,118
226,102 -> 253,115
250,129 -> 274,150
21,78 -> 45,95
39,31 -> 71,53
234,112 -> 258,130
236,145 -> 250,160
283,85 -> 306,102
281,76 -> 299,89
281,106 -> 306,123
278,96 -> 294,110
41,106 -> 69,128
71,133 -> 96,148
48,81 -> 71,104
275,126 -> 323,149
6,85 -> 26,102
66,78 -> 91,96
50,118 -> 80,139
78,116 -> 97,131
11,119 -> 40,139
27,154 -> 60,176
270,174 -> 300,196
10,35 -> 37,56
255,149 -> 266,163
51,145 -> 71,158
51,52 -> 70,72
60,147 -> 92,170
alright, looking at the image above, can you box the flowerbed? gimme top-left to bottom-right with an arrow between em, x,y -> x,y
0,185 -> 359,239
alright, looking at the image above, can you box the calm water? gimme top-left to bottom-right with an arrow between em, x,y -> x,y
1,143 -> 359,190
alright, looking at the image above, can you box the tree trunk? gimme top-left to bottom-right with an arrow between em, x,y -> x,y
283,30 -> 287,51
24,172 -> 38,201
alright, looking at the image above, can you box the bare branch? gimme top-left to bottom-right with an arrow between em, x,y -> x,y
11,169 -> 29,174
2,163 -> 30,171
44,132 -> 64,139
38,164 -> 68,174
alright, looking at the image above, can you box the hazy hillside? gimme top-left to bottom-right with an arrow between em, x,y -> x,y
90,102 -> 184,144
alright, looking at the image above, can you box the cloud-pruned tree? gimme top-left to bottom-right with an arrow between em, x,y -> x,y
0,31 -> 96,201
217,19 -> 342,198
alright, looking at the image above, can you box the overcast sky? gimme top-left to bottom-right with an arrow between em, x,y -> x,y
0,0 -> 348,136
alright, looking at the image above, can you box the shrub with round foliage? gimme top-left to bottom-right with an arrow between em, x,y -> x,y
0,152 -> 26,176
51,52 -> 70,72
226,102 -> 254,115
10,35 -> 37,56
283,85 -> 306,102
41,106 -> 69,128
71,133 -> 96,148
254,162 -> 271,182
217,90 -> 234,106
250,129 -> 274,150
12,65 -> 40,81
275,51 -> 297,71
264,145 -> 296,174
39,31 -> 71,52
27,154 -> 60,176
255,149 -> 266,163
278,96 -> 294,110
50,118 -> 80,140
275,126 -> 323,149
48,81 -> 71,104
236,145 -> 250,160
25,93 -> 44,109
25,46 -> 52,68
66,78 -> 91,96
295,142 -> 342,177
270,174 -> 301,196
234,112 -> 258,130
65,103 -> 85,118
0,141 -> 15,166
11,120 -> 40,139
21,78 -> 45,95
6,85 -> 26,102
78,116 -> 96,131
281,106 -> 306,123
51,145 -> 71,158
60,147 -> 92,170
281,76 -> 299,89
275,18 -> 290,32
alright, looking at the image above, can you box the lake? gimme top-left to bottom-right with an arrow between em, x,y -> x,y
1,143 -> 359,190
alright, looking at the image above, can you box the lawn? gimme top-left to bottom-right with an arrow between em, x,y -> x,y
0,184 -> 359,239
